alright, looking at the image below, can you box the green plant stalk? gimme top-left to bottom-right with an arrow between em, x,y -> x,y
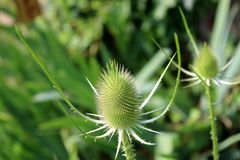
122,131 -> 136,160
205,82 -> 219,160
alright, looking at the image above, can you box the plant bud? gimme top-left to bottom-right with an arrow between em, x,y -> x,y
194,44 -> 219,78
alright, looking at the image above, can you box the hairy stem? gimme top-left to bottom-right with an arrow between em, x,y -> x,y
205,82 -> 219,160
122,131 -> 136,160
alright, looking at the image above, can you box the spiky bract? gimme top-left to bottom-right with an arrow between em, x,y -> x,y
194,44 -> 219,78
96,61 -> 141,129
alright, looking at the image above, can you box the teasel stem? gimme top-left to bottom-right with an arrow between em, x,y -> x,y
205,81 -> 219,160
122,131 -> 136,160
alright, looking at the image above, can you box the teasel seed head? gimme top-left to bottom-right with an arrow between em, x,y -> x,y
96,61 -> 141,129
194,44 -> 219,78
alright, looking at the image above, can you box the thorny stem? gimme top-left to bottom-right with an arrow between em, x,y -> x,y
205,81 -> 219,160
122,131 -> 136,160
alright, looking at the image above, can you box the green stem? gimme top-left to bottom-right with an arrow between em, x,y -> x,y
205,82 -> 219,160
122,131 -> 136,160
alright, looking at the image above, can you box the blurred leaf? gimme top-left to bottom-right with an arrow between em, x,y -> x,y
33,90 -> 61,102
154,132 -> 178,160
136,49 -> 168,88
210,0 -> 230,66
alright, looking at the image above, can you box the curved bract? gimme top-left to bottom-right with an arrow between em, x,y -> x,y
97,61 -> 141,129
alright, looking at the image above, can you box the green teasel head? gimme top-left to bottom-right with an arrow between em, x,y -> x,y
194,44 -> 219,78
96,60 -> 141,129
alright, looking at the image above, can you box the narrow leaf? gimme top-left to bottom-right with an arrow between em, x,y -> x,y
179,7 -> 199,55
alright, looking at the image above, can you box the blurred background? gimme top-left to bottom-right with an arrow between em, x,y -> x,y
0,0 -> 240,160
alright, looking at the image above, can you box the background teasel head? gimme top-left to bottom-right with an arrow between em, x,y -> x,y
193,44 -> 219,79
179,8 -> 240,87
180,42 -> 240,87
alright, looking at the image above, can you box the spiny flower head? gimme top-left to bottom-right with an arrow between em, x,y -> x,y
178,8 -> 240,87
194,44 -> 219,78
84,53 -> 179,159
180,43 -> 240,87
96,61 -> 141,129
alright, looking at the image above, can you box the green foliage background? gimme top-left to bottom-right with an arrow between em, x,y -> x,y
0,0 -> 240,160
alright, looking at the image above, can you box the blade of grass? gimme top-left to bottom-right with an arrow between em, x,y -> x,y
210,0 -> 230,62
211,1 -> 238,67
219,133 -> 240,151
203,133 -> 240,158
